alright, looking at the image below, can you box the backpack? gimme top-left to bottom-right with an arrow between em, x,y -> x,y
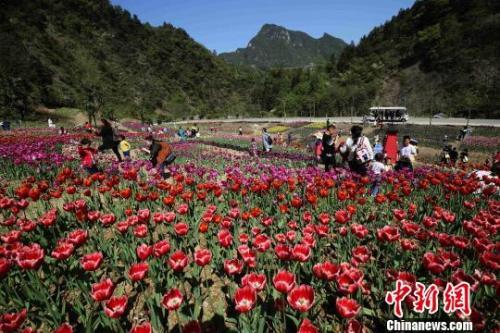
354,137 -> 371,164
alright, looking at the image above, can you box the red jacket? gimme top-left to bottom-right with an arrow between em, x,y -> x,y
78,146 -> 96,168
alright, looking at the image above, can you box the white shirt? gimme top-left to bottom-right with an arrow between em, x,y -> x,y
400,145 -> 417,159
371,161 -> 386,175
340,136 -> 373,162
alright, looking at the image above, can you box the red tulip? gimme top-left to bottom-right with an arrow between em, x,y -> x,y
168,251 -> 189,272
423,252 -> 447,274
128,262 -> 149,281
153,240 -> 170,258
336,297 -> 360,319
176,204 -> 189,215
253,234 -> 271,252
350,224 -> 368,239
99,213 -> 116,226
337,268 -> 364,294
103,295 -> 128,318
287,284 -> 315,312
136,244 -> 152,261
0,308 -> 27,332
133,225 -> 148,238
137,209 -> 150,222
352,246 -> 371,264
15,243 -> 44,270
130,322 -> 151,333
376,225 -> 400,242
274,244 -> 291,260
292,244 -> 311,262
51,242 -> 75,261
174,222 -> 189,236
87,211 -> 100,222
0,257 -> 11,278
241,273 -> 266,291
234,285 -> 257,313
194,248 -> 212,266
480,251 -> 500,270
91,278 -> 114,302
298,318 -> 318,333
162,288 -> 184,311
345,319 -> 363,333
66,229 -> 88,247
314,261 -> 340,281
54,323 -> 73,333
335,210 -> 350,224
1,230 -> 22,244
80,252 -> 103,271
217,229 -> 233,248
273,270 -> 296,293
223,258 -> 244,275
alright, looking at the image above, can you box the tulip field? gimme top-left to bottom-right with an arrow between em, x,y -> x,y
0,127 -> 499,333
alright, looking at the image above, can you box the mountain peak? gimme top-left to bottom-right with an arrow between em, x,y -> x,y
220,24 -> 347,68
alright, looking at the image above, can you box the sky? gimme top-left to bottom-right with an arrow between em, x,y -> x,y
110,0 -> 415,53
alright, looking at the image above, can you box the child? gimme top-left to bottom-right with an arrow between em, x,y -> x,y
249,138 -> 258,157
119,135 -> 131,160
78,138 -> 99,174
314,138 -> 323,165
370,153 -> 387,196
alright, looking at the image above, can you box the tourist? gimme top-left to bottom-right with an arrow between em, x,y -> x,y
470,162 -> 499,194
321,124 -> 338,172
59,126 -> 65,135
84,121 -> 93,133
409,138 -> 419,163
395,135 -> 417,171
191,124 -> 199,137
340,125 -> 373,175
373,136 -> 383,155
278,132 -> 284,146
287,132 -> 293,147
119,135 -> 131,160
95,118 -> 122,162
460,149 -> 469,164
314,136 -> 323,165
450,147 -> 458,166
370,152 -> 387,196
1,119 -> 10,131
239,127 -> 243,136
262,128 -> 273,153
458,126 -> 469,141
145,135 -> 176,179
78,138 -> 99,174
177,127 -> 186,141
249,138 -> 258,157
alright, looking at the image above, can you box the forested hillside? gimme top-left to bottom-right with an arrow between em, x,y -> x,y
337,0 -> 500,118
0,0 -> 255,121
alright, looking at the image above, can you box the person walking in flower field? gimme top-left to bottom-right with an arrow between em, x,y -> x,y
370,152 -> 388,196
249,138 -> 258,157
321,124 -> 339,172
262,128 -> 273,153
340,125 -> 373,175
118,135 -> 131,160
78,138 -> 99,174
